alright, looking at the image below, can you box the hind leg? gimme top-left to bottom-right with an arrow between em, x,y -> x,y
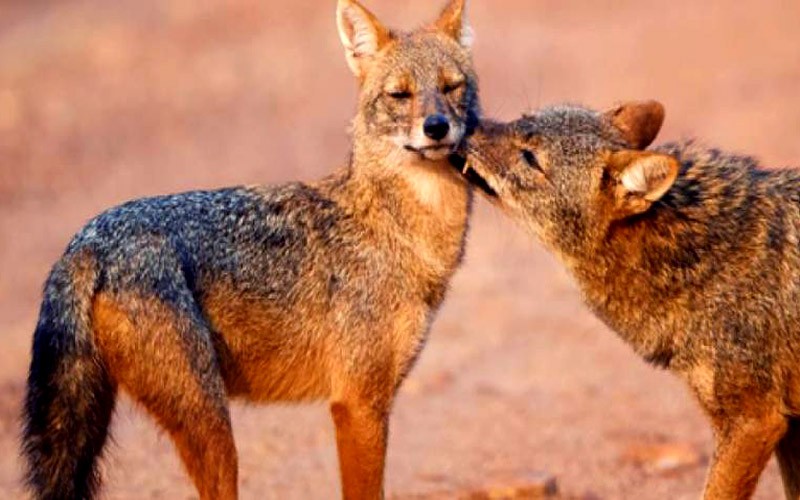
93,292 -> 238,500
777,418 -> 800,499
148,396 -> 237,500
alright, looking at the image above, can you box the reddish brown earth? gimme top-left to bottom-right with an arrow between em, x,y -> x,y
1,1 -> 799,498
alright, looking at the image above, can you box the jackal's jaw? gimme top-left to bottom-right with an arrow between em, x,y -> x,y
451,155 -> 498,199
403,143 -> 457,161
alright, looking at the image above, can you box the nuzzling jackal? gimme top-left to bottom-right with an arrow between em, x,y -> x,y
461,101 -> 800,499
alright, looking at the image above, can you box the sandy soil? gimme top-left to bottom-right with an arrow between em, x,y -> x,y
1,0 -> 799,498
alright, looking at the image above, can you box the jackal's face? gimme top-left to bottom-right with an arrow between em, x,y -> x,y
337,0 -> 479,163
461,101 -> 679,252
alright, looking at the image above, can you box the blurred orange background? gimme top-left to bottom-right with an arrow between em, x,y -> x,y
1,1 -> 799,498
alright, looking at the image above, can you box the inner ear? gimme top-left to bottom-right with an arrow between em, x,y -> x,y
603,100 -> 665,150
336,0 -> 393,78
433,0 -> 473,48
609,150 -> 679,215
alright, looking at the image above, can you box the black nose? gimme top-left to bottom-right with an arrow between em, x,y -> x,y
423,114 -> 450,141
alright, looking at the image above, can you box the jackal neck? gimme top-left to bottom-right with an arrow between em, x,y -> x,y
318,145 -> 473,286
569,143 -> 793,367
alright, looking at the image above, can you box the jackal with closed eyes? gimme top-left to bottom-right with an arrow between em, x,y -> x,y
21,1 -> 479,499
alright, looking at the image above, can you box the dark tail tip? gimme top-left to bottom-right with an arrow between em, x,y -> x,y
22,322 -> 116,500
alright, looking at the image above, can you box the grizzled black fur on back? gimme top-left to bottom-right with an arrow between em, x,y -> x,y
69,185 -> 336,302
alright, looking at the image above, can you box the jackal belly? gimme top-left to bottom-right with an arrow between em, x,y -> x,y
201,283 -> 333,402
201,277 -> 433,404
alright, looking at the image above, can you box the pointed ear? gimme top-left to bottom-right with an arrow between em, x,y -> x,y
608,150 -> 679,217
434,0 -> 473,48
603,100 -> 665,150
336,0 -> 393,79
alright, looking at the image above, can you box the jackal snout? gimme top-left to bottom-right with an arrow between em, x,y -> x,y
405,96 -> 470,161
423,114 -> 450,140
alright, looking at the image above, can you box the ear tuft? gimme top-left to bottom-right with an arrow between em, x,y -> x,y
434,0 -> 473,48
604,100 -> 665,150
336,0 -> 392,78
610,151 -> 679,216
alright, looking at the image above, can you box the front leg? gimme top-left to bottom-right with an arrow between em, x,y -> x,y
328,311 -> 426,499
704,412 -> 787,499
330,396 -> 390,500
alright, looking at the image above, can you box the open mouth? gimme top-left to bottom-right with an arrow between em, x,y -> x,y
448,154 -> 497,198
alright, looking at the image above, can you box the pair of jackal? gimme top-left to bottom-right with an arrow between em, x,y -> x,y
20,1 -> 800,499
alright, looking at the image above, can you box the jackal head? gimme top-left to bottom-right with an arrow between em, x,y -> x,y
461,101 -> 679,255
337,0 -> 479,166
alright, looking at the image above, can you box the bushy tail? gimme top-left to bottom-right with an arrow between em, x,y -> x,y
22,251 -> 116,500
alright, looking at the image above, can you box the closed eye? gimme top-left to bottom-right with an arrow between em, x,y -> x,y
521,149 -> 544,173
387,90 -> 412,100
443,81 -> 464,94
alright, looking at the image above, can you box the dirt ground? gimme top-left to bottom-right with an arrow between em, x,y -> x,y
1,0 -> 799,498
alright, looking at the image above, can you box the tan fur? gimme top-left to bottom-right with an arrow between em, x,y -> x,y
201,281 -> 333,401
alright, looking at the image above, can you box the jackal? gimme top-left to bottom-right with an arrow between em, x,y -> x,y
460,101 -> 800,499
22,1 -> 479,498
